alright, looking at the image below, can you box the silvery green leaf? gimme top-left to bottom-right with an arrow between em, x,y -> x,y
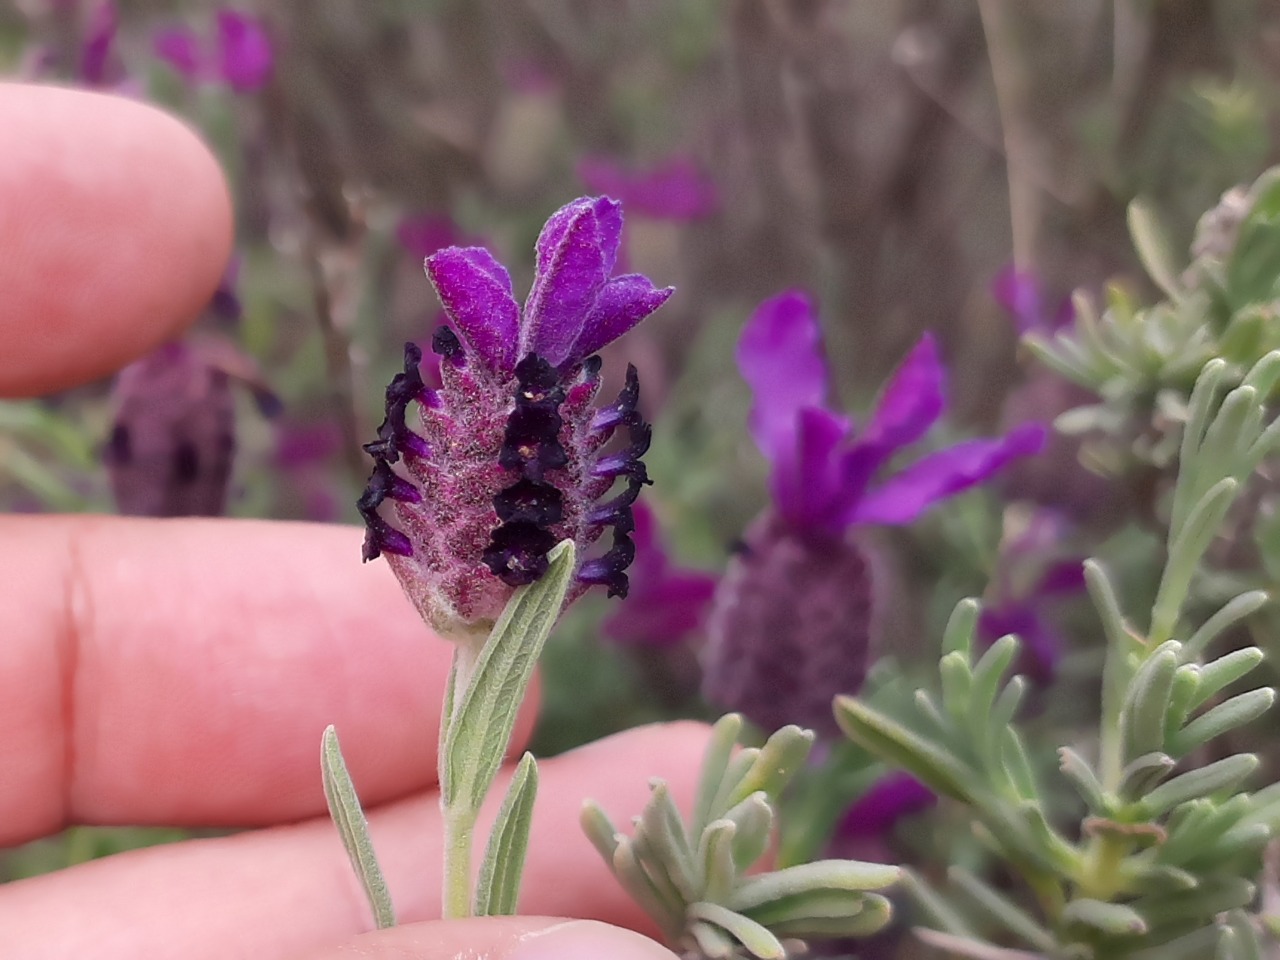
1023,334 -> 1097,387
1177,601 -> 1269,670
1083,559 -> 1138,659
941,597 -> 980,659
1171,688 -> 1275,756
1164,665 -> 1202,742
1208,820 -> 1271,865
1120,642 -> 1180,763
612,836 -> 683,938
1242,781 -> 1280,832
914,688 -> 951,737
968,635 -> 1018,753
1061,898 -> 1148,937
1172,359 -> 1227,534
630,820 -> 689,913
1059,747 -> 1109,813
1129,196 -> 1184,300
1188,646 -> 1266,709
638,781 -> 697,902
580,800 -> 620,863
1132,877 -> 1255,930
1117,751 -> 1176,800
725,725 -> 814,808
722,792 -> 772,870
697,818 -> 738,905
474,752 -> 538,917
728,860 -> 899,913
1141,754 -> 1259,816
688,902 -> 786,960
1127,924 -> 1224,960
1223,909 -> 1265,960
999,720 -> 1040,805
940,650 -> 974,723
948,866 -> 1056,952
1123,863 -> 1198,894
834,695 -> 974,802
899,868 -> 977,938
1158,797 -> 1238,865
742,887 -> 869,927
320,725 -> 396,929
913,928 -> 1046,960
442,541 -> 574,812
692,714 -> 742,838
689,920 -> 737,959
1152,478 -> 1240,643
766,894 -> 893,939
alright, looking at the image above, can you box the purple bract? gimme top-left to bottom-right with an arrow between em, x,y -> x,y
359,197 -> 674,639
577,155 -> 719,221
152,8 -> 272,93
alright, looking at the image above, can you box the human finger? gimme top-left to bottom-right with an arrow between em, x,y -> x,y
0,83 -> 232,396
0,722 -> 712,960
301,918 -> 679,960
0,516 -> 536,845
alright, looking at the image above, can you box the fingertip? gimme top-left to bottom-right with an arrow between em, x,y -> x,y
0,83 -> 233,396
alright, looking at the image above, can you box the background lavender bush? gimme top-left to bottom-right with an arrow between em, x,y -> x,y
5,2 -> 1280,957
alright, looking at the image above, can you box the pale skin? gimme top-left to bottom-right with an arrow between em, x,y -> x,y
0,83 -> 706,960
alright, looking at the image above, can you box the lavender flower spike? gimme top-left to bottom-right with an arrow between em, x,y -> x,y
360,197 -> 673,640
703,291 -> 1046,736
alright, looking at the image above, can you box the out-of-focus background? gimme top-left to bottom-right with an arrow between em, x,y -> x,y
3,0 -> 1280,905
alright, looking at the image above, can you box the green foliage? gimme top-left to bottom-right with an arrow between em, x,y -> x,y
581,714 -> 899,959
835,357 -> 1280,958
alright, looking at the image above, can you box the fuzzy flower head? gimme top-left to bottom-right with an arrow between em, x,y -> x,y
703,291 -> 1045,735
359,197 -> 673,640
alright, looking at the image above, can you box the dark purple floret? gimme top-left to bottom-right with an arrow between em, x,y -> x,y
432,326 -> 464,365
577,531 -> 638,598
362,344 -> 431,464
482,523 -> 559,585
358,460 -> 417,561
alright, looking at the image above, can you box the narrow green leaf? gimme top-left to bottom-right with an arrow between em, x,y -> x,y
688,902 -> 786,960
722,792 -> 772,870
1128,197 -> 1183,300
725,725 -> 814,808
1186,645 -> 1265,709
698,818 -> 738,905
1141,754 -> 1259,816
1127,925 -> 1224,960
940,651 -> 973,724
898,868 -> 977,938
766,894 -> 892,939
638,781 -> 697,902
1059,747 -> 1108,813
1000,725 -> 1040,803
1062,898 -> 1148,937
1171,688 -> 1275,756
709,749 -> 759,822
321,726 -> 396,929
580,800 -> 620,864
742,888 -> 867,927
941,598 -> 980,659
1182,599 -> 1264,665
1120,643 -> 1180,763
1172,358 -> 1227,535
442,541 -> 574,811
728,860 -> 899,913
967,635 -> 1018,763
692,714 -> 742,839
1164,665 -> 1203,742
913,929 -> 1046,959
1117,751 -> 1176,801
612,837 -> 683,938
948,866 -> 1056,951
474,753 -> 538,917
689,920 -> 737,959
834,696 -> 974,802
1132,877 -> 1255,930
1152,479 -> 1239,643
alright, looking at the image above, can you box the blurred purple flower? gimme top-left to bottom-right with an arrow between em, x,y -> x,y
978,512 -> 1086,688
359,196 -> 674,638
216,9 -> 273,92
577,156 -> 719,221
152,8 -> 272,93
602,501 -> 718,647
153,26 -> 202,81
105,338 -> 276,517
993,265 -> 1074,336
78,0 -> 119,87
209,255 -> 242,323
274,420 -> 344,522
740,290 -> 1046,537
702,291 -> 1046,736
829,772 -> 936,866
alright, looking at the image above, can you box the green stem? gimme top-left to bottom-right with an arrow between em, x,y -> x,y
439,641 -> 481,918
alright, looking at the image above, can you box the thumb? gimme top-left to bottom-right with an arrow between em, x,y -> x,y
302,917 -> 683,959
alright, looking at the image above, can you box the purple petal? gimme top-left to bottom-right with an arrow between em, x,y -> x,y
577,154 -> 719,221
858,334 -> 946,454
992,265 -> 1044,335
838,773 -> 936,838
851,423 -> 1048,526
426,247 -> 520,375
79,0 -> 118,87
1036,559 -> 1088,597
216,9 -> 273,93
521,197 -> 622,365
774,406 -> 852,534
737,290 -> 830,469
979,605 -> 1060,688
153,26 -> 203,80
570,274 -> 673,361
